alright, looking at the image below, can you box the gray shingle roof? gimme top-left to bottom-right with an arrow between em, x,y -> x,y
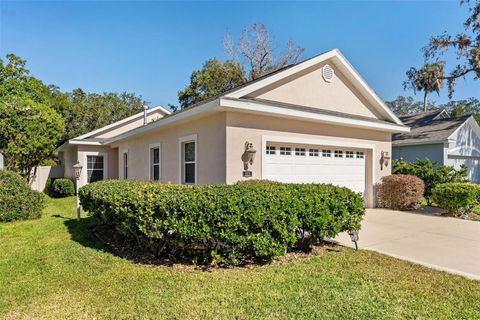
236,97 -> 401,126
393,110 -> 470,145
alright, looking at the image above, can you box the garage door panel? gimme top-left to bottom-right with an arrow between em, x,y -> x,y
264,143 -> 366,195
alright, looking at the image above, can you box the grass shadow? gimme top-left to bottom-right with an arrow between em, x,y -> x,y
63,216 -> 109,253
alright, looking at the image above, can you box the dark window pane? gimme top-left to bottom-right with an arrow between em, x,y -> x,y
184,142 -> 195,162
152,148 -> 159,164
185,163 -> 195,184
153,165 -> 160,181
87,169 -> 103,183
87,156 -> 104,169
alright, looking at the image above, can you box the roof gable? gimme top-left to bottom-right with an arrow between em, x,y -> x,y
74,106 -> 170,140
246,60 -> 382,120
102,49 -> 411,145
225,49 -> 403,125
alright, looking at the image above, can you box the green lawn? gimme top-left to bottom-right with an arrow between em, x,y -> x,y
1,197 -> 479,319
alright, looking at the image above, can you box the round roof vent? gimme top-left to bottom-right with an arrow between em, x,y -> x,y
322,64 -> 335,83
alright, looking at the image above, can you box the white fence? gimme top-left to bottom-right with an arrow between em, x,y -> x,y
30,166 -> 65,191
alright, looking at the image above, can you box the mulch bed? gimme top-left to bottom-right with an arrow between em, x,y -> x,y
91,224 -> 343,272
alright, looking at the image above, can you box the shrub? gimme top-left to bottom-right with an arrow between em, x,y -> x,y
377,174 -> 425,210
50,178 -> 75,198
392,158 -> 469,203
0,170 -> 44,222
473,184 -> 480,204
235,179 -> 279,185
431,183 -> 478,216
79,180 -> 365,265
43,177 -> 53,195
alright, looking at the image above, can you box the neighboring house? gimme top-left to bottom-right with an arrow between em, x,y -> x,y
392,109 -> 480,183
56,49 -> 409,207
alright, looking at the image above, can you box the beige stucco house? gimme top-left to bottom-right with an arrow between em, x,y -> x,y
56,49 -> 409,207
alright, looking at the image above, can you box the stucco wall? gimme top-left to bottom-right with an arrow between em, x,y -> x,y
76,145 -> 118,187
392,143 -> 445,164
250,61 -> 382,120
113,112 -> 227,184
225,111 -> 392,207
30,165 -> 64,191
60,146 -> 78,180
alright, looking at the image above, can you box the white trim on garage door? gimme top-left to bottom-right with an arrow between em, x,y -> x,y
261,135 -> 375,196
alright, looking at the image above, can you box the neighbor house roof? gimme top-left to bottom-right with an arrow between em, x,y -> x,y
105,49 -> 409,145
393,110 -> 472,145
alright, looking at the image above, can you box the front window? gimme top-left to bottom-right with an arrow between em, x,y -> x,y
334,150 -> 343,158
182,141 -> 196,184
87,155 -> 104,183
150,147 -> 160,181
123,152 -> 128,179
309,149 -> 319,157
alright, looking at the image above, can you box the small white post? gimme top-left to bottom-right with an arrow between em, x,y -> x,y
73,161 -> 83,221
76,179 -> 81,221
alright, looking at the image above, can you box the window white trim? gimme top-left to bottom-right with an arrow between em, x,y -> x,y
266,145 -> 277,155
178,134 -> 198,184
148,143 -> 161,181
121,149 -> 128,180
309,148 -> 319,157
81,151 -> 108,187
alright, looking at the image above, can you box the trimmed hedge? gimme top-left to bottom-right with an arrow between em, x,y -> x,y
431,183 -> 478,216
377,174 -> 425,210
51,178 -> 75,198
0,170 -> 44,222
79,180 -> 365,265
392,158 -> 469,203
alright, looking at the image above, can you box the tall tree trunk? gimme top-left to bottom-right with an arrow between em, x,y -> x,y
423,91 -> 428,112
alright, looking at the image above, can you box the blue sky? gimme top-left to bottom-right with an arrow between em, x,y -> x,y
0,1 -> 477,109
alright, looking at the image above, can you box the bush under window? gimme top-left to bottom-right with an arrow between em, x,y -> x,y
79,180 -> 365,266
0,170 -> 44,222
377,174 -> 425,210
431,183 -> 478,216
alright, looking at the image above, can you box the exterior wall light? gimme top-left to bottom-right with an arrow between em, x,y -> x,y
73,161 -> 83,221
380,151 -> 391,170
241,142 -> 256,177
243,142 -> 256,169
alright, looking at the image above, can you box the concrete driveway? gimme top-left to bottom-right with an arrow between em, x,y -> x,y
334,209 -> 480,280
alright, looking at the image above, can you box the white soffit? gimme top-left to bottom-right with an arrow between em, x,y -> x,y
220,98 -> 410,133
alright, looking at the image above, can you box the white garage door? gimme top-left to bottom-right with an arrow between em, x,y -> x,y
263,143 -> 366,195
